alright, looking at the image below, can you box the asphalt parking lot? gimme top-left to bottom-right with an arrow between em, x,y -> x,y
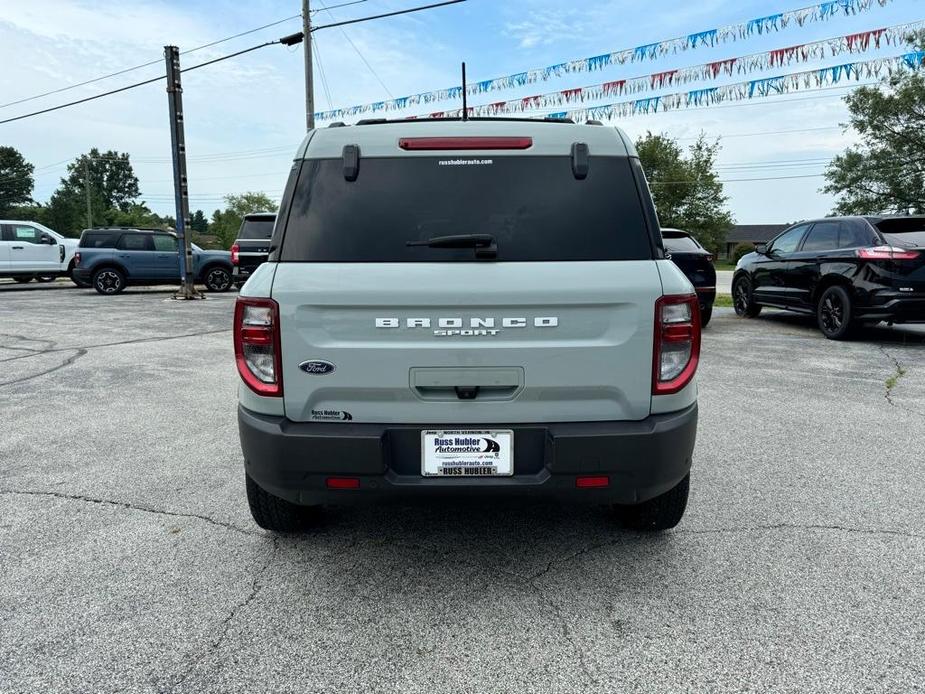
1,284 -> 924,693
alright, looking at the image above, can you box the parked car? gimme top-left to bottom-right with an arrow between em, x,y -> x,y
662,228 -> 716,326
0,220 -> 78,284
235,118 -> 700,533
72,227 -> 234,295
733,215 -> 925,339
231,212 -> 276,286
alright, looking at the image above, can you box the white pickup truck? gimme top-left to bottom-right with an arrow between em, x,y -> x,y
0,220 -> 79,284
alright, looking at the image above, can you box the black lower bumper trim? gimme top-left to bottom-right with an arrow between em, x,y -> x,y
238,404 -> 698,506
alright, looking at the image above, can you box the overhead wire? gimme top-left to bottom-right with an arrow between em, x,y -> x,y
315,0 -> 395,99
0,14 -> 302,110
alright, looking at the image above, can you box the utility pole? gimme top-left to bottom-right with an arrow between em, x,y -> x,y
83,159 -> 92,228
164,45 -> 202,300
303,0 -> 314,131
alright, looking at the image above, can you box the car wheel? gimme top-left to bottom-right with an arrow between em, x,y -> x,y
35,274 -> 56,283
613,474 -> 689,531
12,275 -> 33,284
700,304 -> 713,328
732,276 -> 762,318
245,473 -> 320,532
204,266 -> 232,292
817,285 -> 855,340
93,268 -> 126,295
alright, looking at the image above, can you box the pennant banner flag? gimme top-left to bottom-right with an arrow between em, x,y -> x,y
432,51 -> 925,122
391,21 -> 925,120
315,0 -> 894,122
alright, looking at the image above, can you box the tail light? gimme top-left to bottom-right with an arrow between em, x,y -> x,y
398,136 -> 533,150
653,295 -> 701,395
234,297 -> 282,396
857,246 -> 920,261
231,243 -> 240,266
74,252 -> 81,267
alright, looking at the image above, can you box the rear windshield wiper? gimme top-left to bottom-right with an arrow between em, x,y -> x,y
406,234 -> 497,259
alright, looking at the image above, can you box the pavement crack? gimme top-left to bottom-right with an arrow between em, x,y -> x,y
0,328 -> 231,364
678,522 -> 925,541
0,489 -> 259,536
0,348 -> 87,386
162,537 -> 280,692
878,345 -> 924,419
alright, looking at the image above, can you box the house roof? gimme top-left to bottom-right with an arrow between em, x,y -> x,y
725,224 -> 790,243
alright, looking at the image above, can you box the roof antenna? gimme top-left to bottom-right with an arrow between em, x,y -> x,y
461,62 -> 468,121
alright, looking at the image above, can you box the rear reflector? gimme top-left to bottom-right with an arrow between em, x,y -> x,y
576,476 -> 610,489
326,477 -> 360,489
398,136 -> 533,151
857,246 -> 921,261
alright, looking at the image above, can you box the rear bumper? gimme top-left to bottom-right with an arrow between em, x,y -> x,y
857,293 -> 925,323
238,403 -> 697,506
695,286 -> 716,309
72,268 -> 93,283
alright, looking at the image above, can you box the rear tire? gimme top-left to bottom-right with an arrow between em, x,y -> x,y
733,276 -> 761,318
817,285 -> 855,340
12,275 -> 33,284
245,473 -> 320,533
93,267 -> 126,295
613,474 -> 689,531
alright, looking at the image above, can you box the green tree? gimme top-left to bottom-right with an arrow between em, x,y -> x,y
0,146 -> 35,215
99,203 -> 173,229
823,54 -> 925,214
636,132 -> 734,255
191,209 -> 209,234
210,192 -> 275,249
44,149 -> 142,233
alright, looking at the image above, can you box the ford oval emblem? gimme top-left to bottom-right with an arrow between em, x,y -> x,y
299,360 -> 336,375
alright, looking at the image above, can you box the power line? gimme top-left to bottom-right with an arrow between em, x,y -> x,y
312,39 -> 335,109
0,15 -> 302,111
316,0 -> 395,100
0,39 -> 280,126
311,0 -> 374,12
311,0 -> 466,31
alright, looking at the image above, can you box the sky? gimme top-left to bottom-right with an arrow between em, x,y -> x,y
0,0 -> 923,224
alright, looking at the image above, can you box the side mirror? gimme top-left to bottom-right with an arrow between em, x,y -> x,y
754,243 -> 767,255
40,234 -> 56,245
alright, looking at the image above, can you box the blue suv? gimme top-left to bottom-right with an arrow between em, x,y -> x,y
73,228 -> 234,295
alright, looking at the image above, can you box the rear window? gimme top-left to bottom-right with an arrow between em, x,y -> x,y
238,218 -> 275,240
280,156 -> 652,262
662,235 -> 702,253
876,219 -> 925,247
79,231 -> 120,248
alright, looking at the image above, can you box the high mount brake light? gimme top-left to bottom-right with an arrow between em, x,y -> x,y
653,295 -> 701,396
398,136 -> 533,151
857,246 -> 920,261
231,243 -> 240,266
234,297 -> 282,397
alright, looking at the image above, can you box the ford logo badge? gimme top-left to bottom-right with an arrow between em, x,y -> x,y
299,360 -> 336,375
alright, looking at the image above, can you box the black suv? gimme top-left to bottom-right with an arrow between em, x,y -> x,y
231,213 -> 275,285
662,228 -> 716,326
733,216 -> 925,339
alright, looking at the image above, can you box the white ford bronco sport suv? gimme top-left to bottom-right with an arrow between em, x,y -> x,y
235,118 -> 700,533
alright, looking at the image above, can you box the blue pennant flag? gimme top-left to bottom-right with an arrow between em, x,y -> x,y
687,29 -> 718,48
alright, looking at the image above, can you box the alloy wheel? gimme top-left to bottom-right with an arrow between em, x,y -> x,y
820,294 -> 844,334
206,268 -> 231,292
96,271 -> 122,294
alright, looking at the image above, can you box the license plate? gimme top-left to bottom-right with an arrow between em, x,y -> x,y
421,430 -> 514,477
